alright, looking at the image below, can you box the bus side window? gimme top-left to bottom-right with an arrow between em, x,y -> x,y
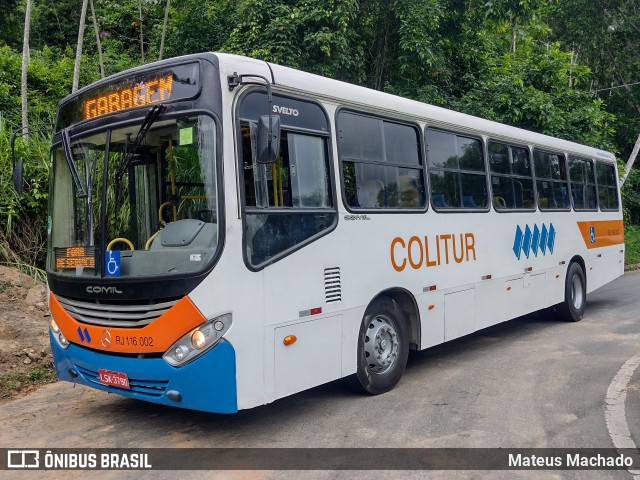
596,162 -> 620,211
488,141 -> 534,211
339,111 -> 425,210
568,156 -> 597,211
534,149 -> 570,210
426,129 -> 487,210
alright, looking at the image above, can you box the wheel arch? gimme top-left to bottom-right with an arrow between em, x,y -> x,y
370,287 -> 421,351
569,255 -> 587,291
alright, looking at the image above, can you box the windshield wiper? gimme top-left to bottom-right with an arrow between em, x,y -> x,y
114,104 -> 167,210
115,104 -> 168,183
61,128 -> 87,197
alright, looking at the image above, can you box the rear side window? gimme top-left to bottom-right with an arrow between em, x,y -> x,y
534,150 -> 570,210
568,156 -> 597,211
488,141 -> 534,210
338,111 -> 426,210
426,129 -> 487,209
596,162 -> 620,211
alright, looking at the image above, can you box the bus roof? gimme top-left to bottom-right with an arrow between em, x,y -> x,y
216,52 -> 616,163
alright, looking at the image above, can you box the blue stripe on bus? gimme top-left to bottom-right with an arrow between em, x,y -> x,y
50,331 -> 238,414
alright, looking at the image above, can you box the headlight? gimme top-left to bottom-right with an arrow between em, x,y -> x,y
163,313 -> 232,367
50,318 -> 69,349
191,330 -> 206,350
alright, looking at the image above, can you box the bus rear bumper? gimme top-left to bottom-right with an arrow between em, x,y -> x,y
50,330 -> 238,413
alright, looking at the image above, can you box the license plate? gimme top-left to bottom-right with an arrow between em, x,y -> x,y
98,369 -> 130,390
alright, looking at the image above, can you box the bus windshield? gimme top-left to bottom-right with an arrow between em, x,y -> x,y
48,114 -> 219,279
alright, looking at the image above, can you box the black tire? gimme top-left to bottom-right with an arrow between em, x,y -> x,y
557,262 -> 586,322
353,297 -> 409,395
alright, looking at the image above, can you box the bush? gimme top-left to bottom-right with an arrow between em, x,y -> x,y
0,113 -> 50,269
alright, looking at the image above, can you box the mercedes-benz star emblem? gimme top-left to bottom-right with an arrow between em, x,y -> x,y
101,330 -> 112,348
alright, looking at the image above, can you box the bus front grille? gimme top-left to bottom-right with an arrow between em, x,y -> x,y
56,295 -> 180,328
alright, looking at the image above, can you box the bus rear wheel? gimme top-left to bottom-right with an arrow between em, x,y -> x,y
557,262 -> 586,322
354,297 -> 409,395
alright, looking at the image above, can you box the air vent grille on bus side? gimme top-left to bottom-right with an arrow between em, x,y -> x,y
55,295 -> 180,328
324,267 -> 342,303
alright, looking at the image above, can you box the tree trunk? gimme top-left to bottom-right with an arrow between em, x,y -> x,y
620,133 -> 640,187
21,0 -> 33,138
89,0 -> 104,78
139,0 -> 145,63
569,49 -> 576,88
72,0 -> 89,93
159,0 -> 171,61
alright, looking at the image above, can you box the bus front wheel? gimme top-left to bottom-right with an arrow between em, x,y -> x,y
354,297 -> 409,395
557,262 -> 586,322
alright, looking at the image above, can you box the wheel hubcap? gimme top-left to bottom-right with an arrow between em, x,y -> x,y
571,274 -> 584,310
364,315 -> 399,374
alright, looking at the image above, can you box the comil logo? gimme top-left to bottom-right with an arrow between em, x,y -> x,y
7,450 -> 39,469
86,286 -> 123,294
513,223 -> 556,260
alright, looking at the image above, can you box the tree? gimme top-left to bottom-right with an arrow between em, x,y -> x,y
89,0 -> 104,78
138,0 -> 144,63
21,0 -> 33,137
30,0 -> 82,50
0,0 -> 22,48
550,0 -> 640,158
72,0 -> 89,93
159,0 -> 170,61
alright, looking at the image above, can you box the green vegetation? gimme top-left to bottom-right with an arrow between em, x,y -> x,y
0,366 -> 56,399
625,225 -> 640,267
1,0 -> 640,269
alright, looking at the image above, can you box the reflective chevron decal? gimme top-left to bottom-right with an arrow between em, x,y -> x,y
513,223 -> 555,260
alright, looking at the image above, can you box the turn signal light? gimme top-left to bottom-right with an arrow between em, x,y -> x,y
283,335 -> 297,346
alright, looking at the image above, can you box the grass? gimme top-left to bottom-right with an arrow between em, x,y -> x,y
0,280 -> 12,293
0,366 -> 56,399
0,261 -> 47,284
625,224 -> 640,267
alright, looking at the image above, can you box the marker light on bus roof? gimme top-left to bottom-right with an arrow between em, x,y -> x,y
163,313 -> 232,367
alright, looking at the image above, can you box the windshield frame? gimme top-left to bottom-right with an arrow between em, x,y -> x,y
47,107 -> 226,300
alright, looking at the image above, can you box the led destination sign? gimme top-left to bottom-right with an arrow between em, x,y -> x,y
82,74 -> 174,120
54,246 -> 97,269
56,62 -> 200,130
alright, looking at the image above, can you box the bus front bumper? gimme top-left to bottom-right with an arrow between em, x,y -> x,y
50,330 -> 238,413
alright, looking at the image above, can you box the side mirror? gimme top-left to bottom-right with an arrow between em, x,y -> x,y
13,157 -> 23,195
257,115 -> 280,164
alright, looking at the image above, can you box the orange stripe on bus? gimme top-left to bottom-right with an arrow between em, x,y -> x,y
576,220 -> 624,249
50,292 -> 206,354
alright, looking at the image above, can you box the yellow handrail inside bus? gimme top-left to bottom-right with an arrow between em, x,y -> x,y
158,201 -> 173,221
272,163 -> 278,206
179,195 -> 214,200
278,158 -> 284,206
145,231 -> 160,250
106,238 -> 134,251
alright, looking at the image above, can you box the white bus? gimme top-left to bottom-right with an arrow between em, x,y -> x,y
39,53 -> 623,413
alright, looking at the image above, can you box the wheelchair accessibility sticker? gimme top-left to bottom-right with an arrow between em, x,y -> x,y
105,250 -> 121,277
